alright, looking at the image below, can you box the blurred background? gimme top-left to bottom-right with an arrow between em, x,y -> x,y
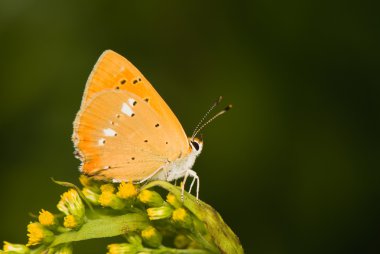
0,1 -> 379,253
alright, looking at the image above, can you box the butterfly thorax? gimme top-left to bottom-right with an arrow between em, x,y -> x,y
151,139 -> 203,182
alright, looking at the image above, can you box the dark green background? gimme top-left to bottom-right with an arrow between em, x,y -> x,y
0,1 -> 379,253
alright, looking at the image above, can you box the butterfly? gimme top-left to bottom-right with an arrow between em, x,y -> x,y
72,50 -> 230,199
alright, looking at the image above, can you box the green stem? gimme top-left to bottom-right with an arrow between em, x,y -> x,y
29,245 -> 47,254
144,247 -> 213,254
142,181 -> 244,254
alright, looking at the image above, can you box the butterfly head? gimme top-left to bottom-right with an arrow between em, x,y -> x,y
189,137 -> 203,155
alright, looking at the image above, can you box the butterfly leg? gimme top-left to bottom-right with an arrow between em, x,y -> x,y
187,169 -> 200,200
181,170 -> 200,200
189,177 -> 196,193
181,171 -> 190,201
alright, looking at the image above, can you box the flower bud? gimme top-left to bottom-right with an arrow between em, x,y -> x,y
57,189 -> 85,220
141,226 -> 162,248
2,241 -> 29,253
82,188 -> 100,205
107,243 -> 138,254
166,193 -> 182,208
98,191 -> 125,210
172,208 -> 192,229
53,244 -> 72,254
138,190 -> 164,207
63,215 -> 80,229
146,205 -> 173,220
79,175 -> 100,192
100,184 -> 115,193
125,233 -> 142,246
173,234 -> 190,249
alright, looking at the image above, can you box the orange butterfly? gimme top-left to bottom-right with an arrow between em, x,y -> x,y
72,50 -> 229,199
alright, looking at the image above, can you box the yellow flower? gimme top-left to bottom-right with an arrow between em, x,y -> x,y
141,226 -> 155,238
172,207 -> 187,221
27,223 -> 43,246
57,189 -> 85,219
63,215 -> 78,229
2,241 -> 29,253
98,191 -> 113,206
138,190 -> 164,207
100,184 -> 115,193
141,226 -> 162,248
166,193 -> 181,208
26,222 -> 54,246
99,192 -> 125,210
38,209 -> 55,227
172,208 -> 192,228
138,189 -> 151,202
117,182 -> 137,199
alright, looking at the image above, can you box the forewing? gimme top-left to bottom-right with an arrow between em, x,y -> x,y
74,90 -> 188,182
76,50 -> 188,151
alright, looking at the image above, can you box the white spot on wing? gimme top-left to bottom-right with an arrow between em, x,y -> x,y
121,102 -> 134,116
103,128 -> 117,136
98,138 -> 105,146
128,98 -> 136,107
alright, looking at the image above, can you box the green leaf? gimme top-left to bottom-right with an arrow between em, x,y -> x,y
49,213 -> 149,247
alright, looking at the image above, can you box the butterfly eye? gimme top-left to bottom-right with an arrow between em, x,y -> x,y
191,141 -> 200,151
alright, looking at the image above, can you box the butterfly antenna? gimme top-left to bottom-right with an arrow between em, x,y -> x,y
191,96 -> 223,140
192,104 -> 232,139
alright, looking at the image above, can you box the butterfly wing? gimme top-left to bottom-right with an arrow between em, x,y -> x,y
73,51 -> 190,181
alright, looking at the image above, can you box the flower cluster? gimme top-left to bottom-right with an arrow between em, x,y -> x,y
1,176 -> 243,254
0,187 -> 85,253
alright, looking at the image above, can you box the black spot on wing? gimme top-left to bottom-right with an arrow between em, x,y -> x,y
132,77 -> 142,84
